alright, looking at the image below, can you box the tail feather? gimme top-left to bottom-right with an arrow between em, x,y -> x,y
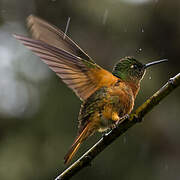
64,124 -> 90,164
64,142 -> 81,164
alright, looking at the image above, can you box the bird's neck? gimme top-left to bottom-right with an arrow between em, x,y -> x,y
125,81 -> 140,98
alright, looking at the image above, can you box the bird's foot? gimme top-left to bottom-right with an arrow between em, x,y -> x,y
115,114 -> 130,126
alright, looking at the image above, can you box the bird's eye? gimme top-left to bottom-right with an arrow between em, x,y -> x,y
130,64 -> 138,69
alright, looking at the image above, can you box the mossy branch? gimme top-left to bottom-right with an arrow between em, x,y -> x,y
55,73 -> 180,180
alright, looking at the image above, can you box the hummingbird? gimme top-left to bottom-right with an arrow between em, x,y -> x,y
13,15 -> 168,164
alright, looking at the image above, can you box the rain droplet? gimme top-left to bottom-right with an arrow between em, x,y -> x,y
149,76 -> 152,80
63,17 -> 71,39
141,28 -> 144,33
103,9 -> 109,25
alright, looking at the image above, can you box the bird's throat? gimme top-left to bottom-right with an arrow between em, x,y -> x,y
125,81 -> 140,98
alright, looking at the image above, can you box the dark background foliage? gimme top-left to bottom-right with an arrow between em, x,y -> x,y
0,0 -> 179,180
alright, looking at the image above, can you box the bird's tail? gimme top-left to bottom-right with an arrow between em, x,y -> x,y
64,124 -> 91,164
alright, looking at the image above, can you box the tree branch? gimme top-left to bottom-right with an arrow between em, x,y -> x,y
55,73 -> 180,180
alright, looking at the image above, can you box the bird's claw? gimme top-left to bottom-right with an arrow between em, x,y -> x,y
115,114 -> 130,126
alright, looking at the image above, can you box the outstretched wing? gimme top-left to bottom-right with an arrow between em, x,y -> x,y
14,34 -> 118,101
14,22 -> 118,101
27,15 -> 93,62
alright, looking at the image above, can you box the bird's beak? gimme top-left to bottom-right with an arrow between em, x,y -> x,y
144,59 -> 168,69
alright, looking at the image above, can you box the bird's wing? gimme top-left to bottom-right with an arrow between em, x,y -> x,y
27,15 -> 93,62
14,35 -> 118,101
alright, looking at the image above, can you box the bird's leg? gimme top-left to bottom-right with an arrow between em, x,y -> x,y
109,112 -> 120,129
102,113 -> 129,136
115,114 -> 130,126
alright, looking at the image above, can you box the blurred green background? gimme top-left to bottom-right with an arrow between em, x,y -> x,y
0,0 -> 180,180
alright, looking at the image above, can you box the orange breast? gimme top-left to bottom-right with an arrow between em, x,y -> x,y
108,82 -> 135,116
88,68 -> 118,88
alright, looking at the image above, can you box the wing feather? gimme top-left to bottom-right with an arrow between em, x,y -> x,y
14,32 -> 118,101
27,15 -> 93,62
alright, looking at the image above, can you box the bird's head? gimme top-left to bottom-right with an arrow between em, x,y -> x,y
112,56 -> 168,83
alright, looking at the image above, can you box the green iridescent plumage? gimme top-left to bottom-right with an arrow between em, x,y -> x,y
112,57 -> 145,82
